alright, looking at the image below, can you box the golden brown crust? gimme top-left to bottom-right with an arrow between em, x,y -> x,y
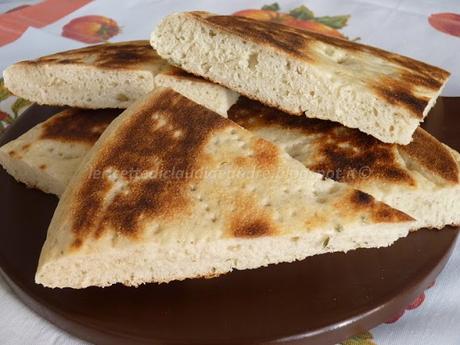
308,131 -> 416,186
229,98 -> 460,187
70,89 -> 230,247
234,137 -> 279,170
192,12 -> 315,61
232,219 -> 275,238
228,196 -> 278,238
372,79 -> 430,119
189,12 -> 449,119
51,89 -> 415,255
348,190 -> 412,223
229,97 -> 417,187
399,128 -> 459,184
19,41 -> 162,70
252,138 -> 279,169
40,109 -> 120,144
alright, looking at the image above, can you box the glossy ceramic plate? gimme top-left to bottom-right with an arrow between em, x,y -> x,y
0,99 -> 459,345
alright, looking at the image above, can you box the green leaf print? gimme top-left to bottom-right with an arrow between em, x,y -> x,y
0,78 -> 11,102
11,98 -> 31,117
289,5 -> 315,20
262,3 -> 280,11
314,15 -> 350,29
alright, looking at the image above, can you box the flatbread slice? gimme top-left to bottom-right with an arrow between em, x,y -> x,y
151,12 -> 450,144
228,97 -> 460,229
135,69 -> 460,229
3,41 -> 169,109
35,88 -> 413,288
0,108 -> 120,196
0,69 -> 237,197
4,70 -> 458,230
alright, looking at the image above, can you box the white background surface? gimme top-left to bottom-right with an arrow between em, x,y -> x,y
1,0 -> 459,95
1,1 -> 460,344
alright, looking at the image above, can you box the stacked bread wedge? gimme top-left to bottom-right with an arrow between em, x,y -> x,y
0,12 -> 455,288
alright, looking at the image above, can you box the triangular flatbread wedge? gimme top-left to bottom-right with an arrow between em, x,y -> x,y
3,41 -> 169,109
151,12 -> 449,144
118,69 -> 460,229
228,97 -> 460,229
0,108 -> 120,196
35,88 -> 413,288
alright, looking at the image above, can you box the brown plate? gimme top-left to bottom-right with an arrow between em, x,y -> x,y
1,99 -> 459,345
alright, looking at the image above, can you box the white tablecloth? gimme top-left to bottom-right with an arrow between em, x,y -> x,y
1,1 -> 459,344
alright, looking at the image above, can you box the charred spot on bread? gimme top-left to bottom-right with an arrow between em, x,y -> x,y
20,41 -> 163,70
351,190 -> 373,206
40,109 -> 120,144
70,89 -> 229,245
373,82 -> 429,119
192,12 -> 449,119
232,218 -> 275,238
199,14 -> 314,61
399,128 -> 459,184
230,98 -> 417,187
347,190 -> 413,223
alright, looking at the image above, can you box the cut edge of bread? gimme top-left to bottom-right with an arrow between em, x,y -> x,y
0,148 -> 64,196
3,63 -> 156,109
36,220 -> 409,288
151,12 -> 448,144
155,69 -> 239,117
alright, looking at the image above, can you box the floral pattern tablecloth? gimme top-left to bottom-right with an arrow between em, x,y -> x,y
1,1 -> 459,344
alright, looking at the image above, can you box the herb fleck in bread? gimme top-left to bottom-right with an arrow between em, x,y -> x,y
151,12 -> 450,144
35,88 -> 413,288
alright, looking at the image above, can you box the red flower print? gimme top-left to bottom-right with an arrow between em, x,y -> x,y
62,15 -> 120,43
0,111 -> 8,121
429,13 -> 460,37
